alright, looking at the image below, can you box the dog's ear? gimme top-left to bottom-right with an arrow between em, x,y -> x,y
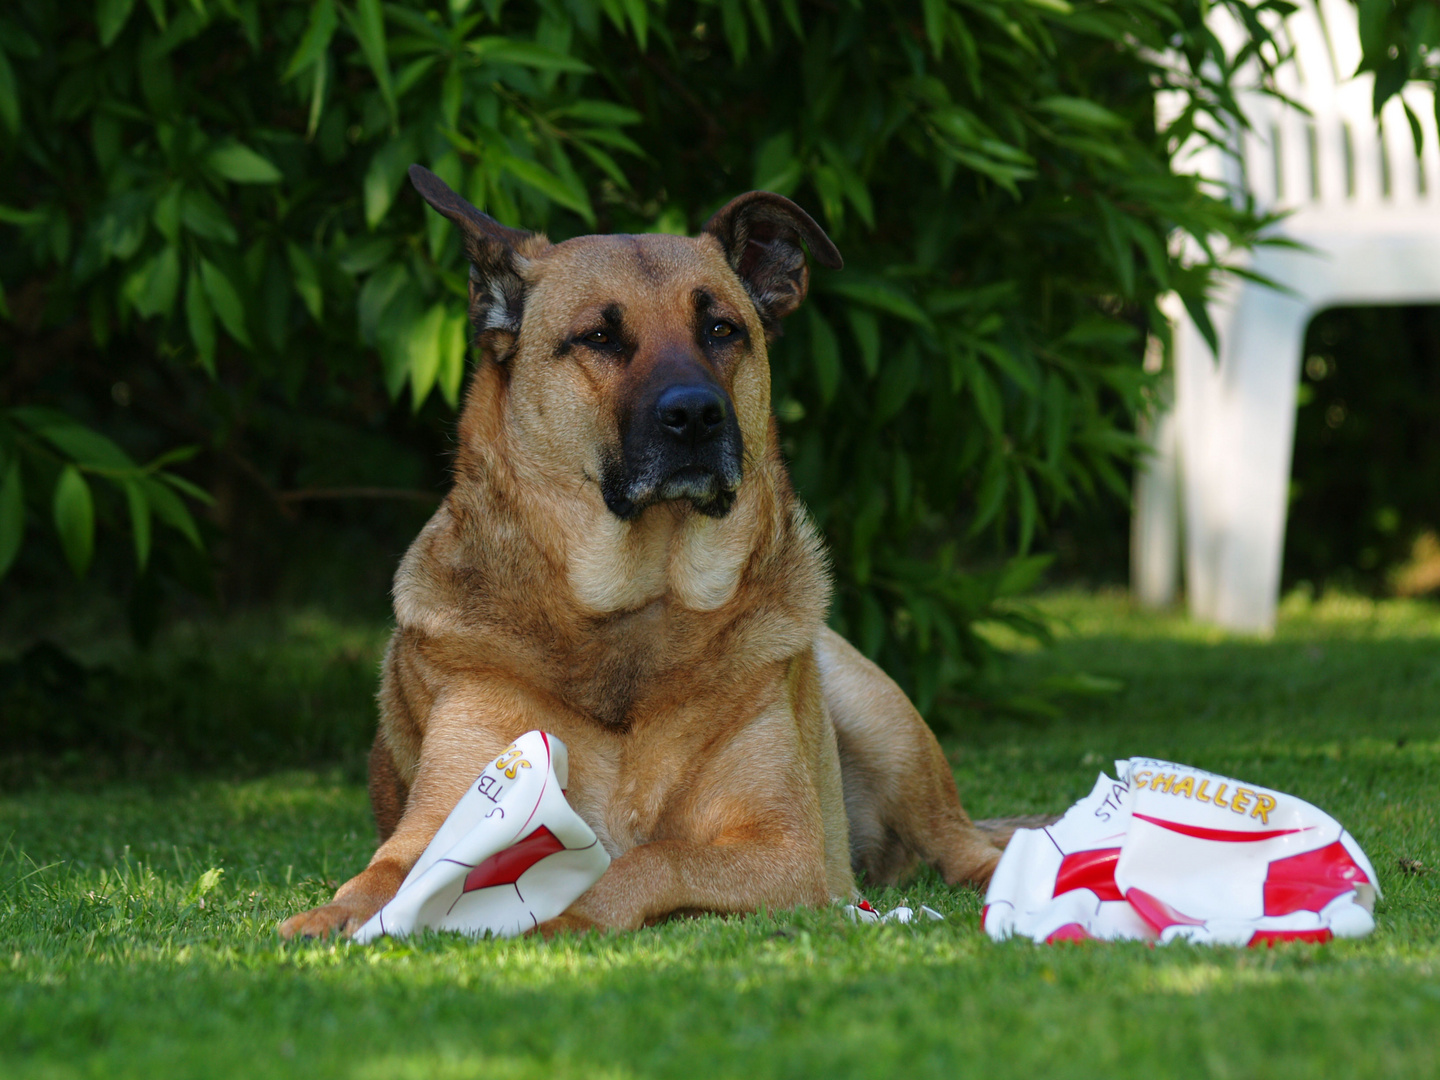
703,191 -> 843,330
409,164 -> 537,359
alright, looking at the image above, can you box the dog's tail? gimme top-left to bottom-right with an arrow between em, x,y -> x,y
973,814 -> 1060,850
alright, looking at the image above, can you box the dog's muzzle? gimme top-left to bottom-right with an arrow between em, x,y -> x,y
602,381 -> 744,520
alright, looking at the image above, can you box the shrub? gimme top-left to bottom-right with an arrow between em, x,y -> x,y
0,0 -> 1287,724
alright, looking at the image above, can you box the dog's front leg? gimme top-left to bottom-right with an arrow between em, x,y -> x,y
536,828 -> 832,935
278,694 -> 523,940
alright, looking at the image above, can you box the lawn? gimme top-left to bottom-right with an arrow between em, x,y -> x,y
3,591 -> 1438,1079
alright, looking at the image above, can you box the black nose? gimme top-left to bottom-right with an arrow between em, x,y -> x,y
655,384 -> 727,445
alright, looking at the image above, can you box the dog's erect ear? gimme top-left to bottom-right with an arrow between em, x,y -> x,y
702,191 -> 843,329
409,164 -> 537,357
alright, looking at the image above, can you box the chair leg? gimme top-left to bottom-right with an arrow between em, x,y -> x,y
1173,294 -> 1230,624
1208,291 -> 1313,633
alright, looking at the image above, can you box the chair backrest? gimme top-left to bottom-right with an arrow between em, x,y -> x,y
1164,0 -> 1440,217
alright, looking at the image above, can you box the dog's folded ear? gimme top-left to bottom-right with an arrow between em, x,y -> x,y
703,192 -> 843,331
409,164 -> 538,359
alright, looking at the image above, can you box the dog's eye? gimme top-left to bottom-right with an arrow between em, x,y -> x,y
708,321 -> 735,338
583,330 -> 611,345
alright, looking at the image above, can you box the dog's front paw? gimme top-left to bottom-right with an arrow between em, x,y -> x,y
278,899 -> 379,941
530,912 -> 601,938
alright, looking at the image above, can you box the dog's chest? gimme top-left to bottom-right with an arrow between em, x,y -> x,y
551,602 -> 709,725
560,734 -> 697,856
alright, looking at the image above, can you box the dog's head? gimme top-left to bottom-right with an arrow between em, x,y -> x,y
409,166 -> 841,521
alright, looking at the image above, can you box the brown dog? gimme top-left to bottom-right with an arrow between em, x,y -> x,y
279,166 -> 1016,939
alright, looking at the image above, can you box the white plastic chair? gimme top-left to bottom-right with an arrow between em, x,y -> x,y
1132,0 -> 1440,632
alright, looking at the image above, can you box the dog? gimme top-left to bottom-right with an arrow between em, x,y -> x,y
279,166 -> 1025,939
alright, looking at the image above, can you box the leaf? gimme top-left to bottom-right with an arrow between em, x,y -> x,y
180,189 -> 238,243
891,451 -> 911,517
752,131 -> 802,194
437,307 -> 469,409
0,203 -> 45,226
158,471 -> 215,506
140,475 -> 203,548
850,487 -> 886,585
823,278 -> 933,329
0,459 -> 22,578
811,164 -> 845,228
995,553 -> 1055,596
130,245 -> 181,319
351,0 -> 397,120
206,141 -> 283,184
1179,289 -> 1219,359
395,56 -> 440,99
846,308 -> 881,378
184,867 -> 224,904
778,0 -> 802,38
152,184 -> 182,242
96,0 -> 139,47
975,339 -> 1038,395
285,242 -> 323,321
572,140 -> 630,191
124,479 -> 151,570
356,262 -> 409,344
53,465 -> 95,577
0,48 -> 18,135
185,266 -> 217,375
921,0 -> 947,58
1014,466 -> 1037,553
306,49 -> 328,139
284,0 -> 338,80
500,155 -> 595,224
199,258 -> 251,348
1096,197 -> 1134,299
819,143 -> 875,229
968,457 -> 1008,535
720,0 -> 749,64
551,100 -> 642,125
363,136 -> 413,229
1035,96 -> 1127,130
620,0 -> 649,49
407,303 -> 447,411
808,308 -> 841,405
969,366 -> 1003,436
13,408 -> 136,470
145,444 -> 201,470
873,340 -> 919,423
1403,99 -> 1425,157
468,37 -> 593,73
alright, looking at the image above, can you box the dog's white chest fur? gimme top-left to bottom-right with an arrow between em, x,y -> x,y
567,503 -> 752,614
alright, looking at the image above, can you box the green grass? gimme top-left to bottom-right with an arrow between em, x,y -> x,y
3,591 -> 1439,1079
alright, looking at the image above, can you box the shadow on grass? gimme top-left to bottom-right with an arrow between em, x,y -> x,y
0,609 -> 390,789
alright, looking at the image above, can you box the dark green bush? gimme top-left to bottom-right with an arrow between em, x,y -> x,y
0,0 -> 1288,727
1353,0 -> 1440,128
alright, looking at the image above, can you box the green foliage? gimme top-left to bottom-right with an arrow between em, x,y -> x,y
0,610 -> 386,782
0,0 -> 1288,720
1353,0 -> 1440,131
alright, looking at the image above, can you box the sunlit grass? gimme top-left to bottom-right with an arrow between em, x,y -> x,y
3,592 -> 1439,1078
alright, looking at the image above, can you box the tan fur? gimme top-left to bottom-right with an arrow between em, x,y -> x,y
279,183 -> 1006,940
